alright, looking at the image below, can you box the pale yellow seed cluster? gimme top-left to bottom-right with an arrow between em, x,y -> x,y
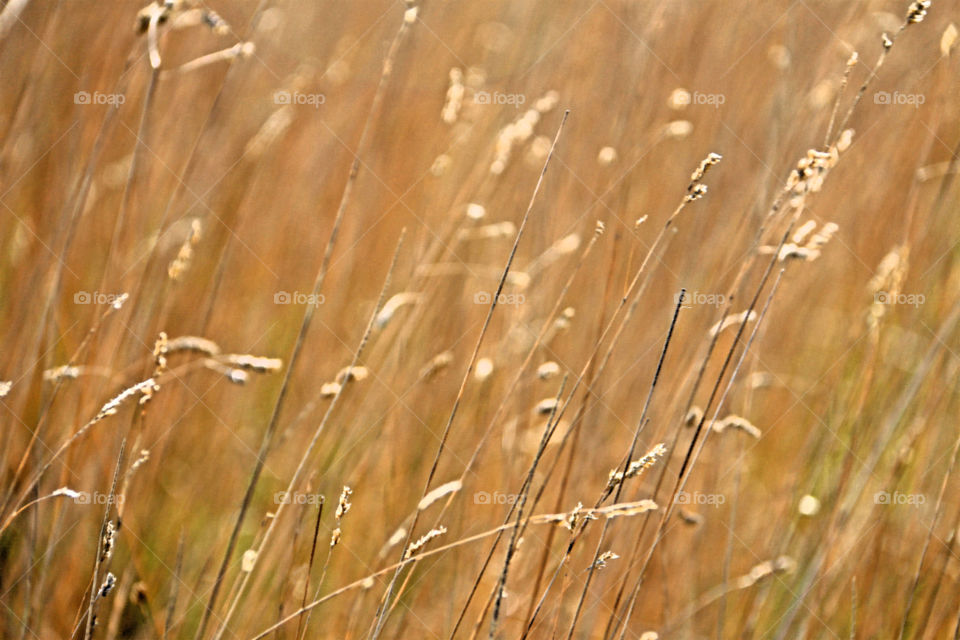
331,485 -> 353,547
526,134 -> 551,168
98,572 -> 116,598
559,502 -> 593,531
441,68 -> 464,124
668,88 -> 690,110
244,106 -> 293,159
537,361 -> 560,379
375,292 -> 422,329
136,1 -> 232,35
906,0 -> 931,24
420,351 -> 454,379
941,23 -> 958,57
100,521 -> 116,562
128,449 -> 151,475
709,310 -> 757,338
490,90 -> 559,175
760,221 -> 839,262
475,358 -> 494,381
677,509 -> 704,526
153,331 -> 168,376
404,526 -> 447,559
529,233 -> 581,276
42,365 -> 82,381
665,120 -> 693,139
136,0 -> 238,69
785,131 -> 852,205
417,480 -> 462,511
867,245 -> 909,331
168,219 -> 201,281
95,378 -> 157,421
335,486 -> 352,519
597,146 -> 617,166
465,203 -> 487,220
166,335 -> 221,356
241,549 -> 258,572
336,365 -> 370,384
203,361 -> 243,384
592,550 -> 620,570
110,293 -> 129,310
403,5 -> 418,25
684,406 -> 704,427
713,414 -> 762,439
685,152 -> 722,202
535,397 -> 559,415
458,221 -> 517,241
735,556 -> 796,589
607,443 -> 667,490
200,8 -> 230,35
798,494 -> 821,516
548,307 -> 575,338
319,382 -> 341,398
202,351 -> 283,384
223,354 -> 283,373
598,499 -> 659,520
542,499 -> 658,529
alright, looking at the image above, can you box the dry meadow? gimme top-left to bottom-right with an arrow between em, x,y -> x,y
1,0 -> 959,637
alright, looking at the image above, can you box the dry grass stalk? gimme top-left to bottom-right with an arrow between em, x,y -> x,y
174,42 -> 256,74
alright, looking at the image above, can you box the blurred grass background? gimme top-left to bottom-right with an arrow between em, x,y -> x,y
1,0 -> 958,637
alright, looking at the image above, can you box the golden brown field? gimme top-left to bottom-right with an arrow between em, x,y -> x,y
1,0 -> 958,637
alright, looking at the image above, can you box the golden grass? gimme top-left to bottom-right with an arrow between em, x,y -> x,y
0,0 -> 958,638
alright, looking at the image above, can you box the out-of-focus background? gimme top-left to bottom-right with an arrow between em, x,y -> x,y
0,0 -> 958,637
